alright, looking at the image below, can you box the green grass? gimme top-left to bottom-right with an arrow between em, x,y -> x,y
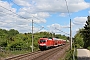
66,49 -> 77,60
10,50 -> 31,55
0,50 -> 31,58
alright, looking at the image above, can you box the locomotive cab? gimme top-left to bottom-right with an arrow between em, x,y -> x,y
38,38 -> 53,50
38,38 -> 48,50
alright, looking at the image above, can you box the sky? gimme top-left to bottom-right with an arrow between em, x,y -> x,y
0,0 -> 90,37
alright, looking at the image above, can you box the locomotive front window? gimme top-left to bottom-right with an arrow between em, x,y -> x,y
40,40 -> 46,43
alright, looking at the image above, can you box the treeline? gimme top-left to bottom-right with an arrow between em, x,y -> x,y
74,16 -> 90,49
0,28 -> 68,51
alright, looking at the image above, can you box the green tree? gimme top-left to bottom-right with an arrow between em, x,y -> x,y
7,29 -> 19,41
82,16 -> 90,48
74,29 -> 84,48
0,29 -> 8,47
8,29 -> 19,36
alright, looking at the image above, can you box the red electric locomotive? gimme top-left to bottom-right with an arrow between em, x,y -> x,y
38,38 -> 53,50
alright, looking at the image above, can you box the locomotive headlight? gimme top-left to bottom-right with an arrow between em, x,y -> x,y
40,44 -> 46,46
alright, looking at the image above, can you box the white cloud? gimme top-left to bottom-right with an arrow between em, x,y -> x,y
47,23 -> 70,36
12,0 -> 90,13
37,12 -> 50,18
47,23 -> 69,32
59,13 -> 67,17
48,23 -> 61,29
32,0 -> 90,13
0,1 -> 16,12
14,0 -> 31,7
73,17 -> 87,25
0,0 -> 89,33
0,0 -> 48,33
72,16 -> 88,37
89,11 -> 90,15
47,23 -> 61,32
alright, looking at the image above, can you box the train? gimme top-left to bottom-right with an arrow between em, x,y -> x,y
38,38 -> 66,50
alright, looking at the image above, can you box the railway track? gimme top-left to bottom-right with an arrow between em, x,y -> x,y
5,51 -> 42,60
33,43 -> 70,60
5,43 -> 70,60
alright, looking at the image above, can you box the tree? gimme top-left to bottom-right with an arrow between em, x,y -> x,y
74,29 -> 84,48
8,29 -> 19,36
8,29 -> 19,41
82,16 -> 90,48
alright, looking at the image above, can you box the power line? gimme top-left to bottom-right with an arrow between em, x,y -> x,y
10,0 -> 22,7
0,10 -> 16,16
0,5 -> 30,20
64,0 -> 72,50
0,3 -> 45,31
55,28 -> 70,35
10,0 -> 47,29
10,0 -> 39,20
33,22 -> 43,28
3,0 -> 70,35
64,0 -> 71,19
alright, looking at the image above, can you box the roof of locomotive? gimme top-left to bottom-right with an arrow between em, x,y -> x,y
40,38 -> 48,39
39,37 -> 52,40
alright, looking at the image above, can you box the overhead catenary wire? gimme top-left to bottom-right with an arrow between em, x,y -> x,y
64,0 -> 72,51
10,0 -> 48,30
0,2 -> 46,33
10,0 -> 55,34
0,5 -> 30,20
64,0 -> 71,19
1,0 -> 71,35
10,0 -> 45,22
55,28 -> 70,35
9,0 -> 22,7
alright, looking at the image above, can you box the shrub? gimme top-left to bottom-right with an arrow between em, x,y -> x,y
75,44 -> 80,48
0,41 -> 7,47
87,46 -> 90,50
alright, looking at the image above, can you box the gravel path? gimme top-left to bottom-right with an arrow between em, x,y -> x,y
77,49 -> 90,60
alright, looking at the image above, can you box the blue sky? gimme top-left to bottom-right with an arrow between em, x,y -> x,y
0,0 -> 90,37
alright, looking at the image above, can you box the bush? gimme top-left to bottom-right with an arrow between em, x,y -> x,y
8,41 -> 27,51
75,44 -> 80,48
87,46 -> 90,50
64,49 -> 73,60
0,41 -> 7,47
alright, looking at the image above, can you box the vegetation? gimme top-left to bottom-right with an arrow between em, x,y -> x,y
65,16 -> 90,60
64,48 -> 77,60
74,16 -> 90,49
0,28 -> 68,57
81,16 -> 90,48
87,46 -> 90,50
74,29 -> 84,48
60,43 -> 77,60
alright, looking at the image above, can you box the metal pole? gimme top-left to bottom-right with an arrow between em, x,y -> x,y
52,32 -> 53,38
32,19 -> 33,52
70,19 -> 72,50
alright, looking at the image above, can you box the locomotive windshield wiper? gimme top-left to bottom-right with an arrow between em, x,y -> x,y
40,40 -> 46,43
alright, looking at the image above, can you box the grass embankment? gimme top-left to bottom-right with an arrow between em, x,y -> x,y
0,47 -> 40,58
59,48 -> 77,60
0,50 -> 30,58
